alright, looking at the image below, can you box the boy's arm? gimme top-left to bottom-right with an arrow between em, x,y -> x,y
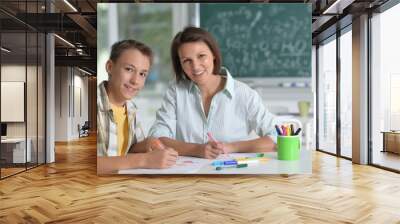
130,138 -> 152,153
158,137 -> 224,159
224,136 -> 276,153
97,146 -> 179,174
97,153 -> 147,174
130,137 -> 166,153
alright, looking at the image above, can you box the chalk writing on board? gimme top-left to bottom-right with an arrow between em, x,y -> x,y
200,4 -> 312,77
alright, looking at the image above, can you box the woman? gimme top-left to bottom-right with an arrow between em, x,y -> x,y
149,27 -> 277,159
97,39 -> 178,174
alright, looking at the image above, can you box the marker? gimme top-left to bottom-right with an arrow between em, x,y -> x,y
275,125 -> 282,135
207,132 -> 218,143
290,124 -> 294,135
211,160 -> 237,166
236,157 -> 268,164
223,160 -> 237,165
207,132 -> 227,154
294,128 -> 302,135
238,157 -> 268,161
281,125 -> 286,136
216,164 -> 248,170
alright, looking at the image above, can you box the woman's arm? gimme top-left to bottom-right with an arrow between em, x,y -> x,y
245,89 -> 278,151
129,137 -> 155,153
148,83 -> 177,140
159,137 -> 200,156
159,137 -> 224,159
224,136 -> 276,153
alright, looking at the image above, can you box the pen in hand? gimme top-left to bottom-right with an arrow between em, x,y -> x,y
207,132 -> 227,155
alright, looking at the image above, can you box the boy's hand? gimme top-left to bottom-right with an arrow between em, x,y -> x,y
144,147 -> 178,169
145,138 -> 166,152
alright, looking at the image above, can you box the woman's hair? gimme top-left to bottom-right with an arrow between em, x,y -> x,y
171,26 -> 222,82
109,39 -> 154,66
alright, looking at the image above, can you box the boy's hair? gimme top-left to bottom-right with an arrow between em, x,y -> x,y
171,26 -> 222,82
109,39 -> 154,66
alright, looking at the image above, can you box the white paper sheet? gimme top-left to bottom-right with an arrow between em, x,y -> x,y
118,151 -> 312,175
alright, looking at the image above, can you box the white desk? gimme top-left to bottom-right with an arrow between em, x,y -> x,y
118,150 -> 312,175
1,138 -> 31,163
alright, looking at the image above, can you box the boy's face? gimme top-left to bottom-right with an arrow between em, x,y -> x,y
106,49 -> 150,102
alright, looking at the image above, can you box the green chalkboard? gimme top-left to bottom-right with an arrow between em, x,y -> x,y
200,4 -> 312,77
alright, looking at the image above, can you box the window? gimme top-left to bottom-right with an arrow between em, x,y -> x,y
339,27 -> 352,158
317,35 -> 337,155
98,3 -> 175,134
0,1 -> 46,179
370,3 -> 400,171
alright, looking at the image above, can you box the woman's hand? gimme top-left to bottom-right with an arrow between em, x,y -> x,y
197,142 -> 225,159
218,142 -> 234,154
143,147 -> 178,169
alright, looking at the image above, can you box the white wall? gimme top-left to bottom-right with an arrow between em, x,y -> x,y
1,64 -> 46,163
55,67 -> 68,141
73,73 -> 89,138
1,65 -> 38,137
54,67 -> 89,141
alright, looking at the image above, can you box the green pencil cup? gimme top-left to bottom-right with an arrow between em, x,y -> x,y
277,136 -> 301,160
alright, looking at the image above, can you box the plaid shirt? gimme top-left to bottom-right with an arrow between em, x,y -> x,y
97,81 -> 137,157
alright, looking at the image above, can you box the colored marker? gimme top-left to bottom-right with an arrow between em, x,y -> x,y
211,160 -> 237,166
275,125 -> 282,135
207,132 -> 218,143
236,157 -> 268,164
216,164 -> 248,170
294,128 -> 302,135
281,125 -> 286,136
223,160 -> 237,165
211,161 -> 224,166
290,124 -> 294,135
238,157 -> 268,161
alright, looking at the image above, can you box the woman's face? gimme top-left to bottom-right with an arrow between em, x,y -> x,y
178,41 -> 215,85
106,48 -> 150,102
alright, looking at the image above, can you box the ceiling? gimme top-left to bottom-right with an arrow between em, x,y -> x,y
1,0 -> 97,74
0,0 -> 391,75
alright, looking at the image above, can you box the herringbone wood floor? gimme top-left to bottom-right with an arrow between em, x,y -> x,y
0,135 -> 399,223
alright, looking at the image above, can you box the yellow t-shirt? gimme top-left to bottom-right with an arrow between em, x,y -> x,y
111,104 -> 129,156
